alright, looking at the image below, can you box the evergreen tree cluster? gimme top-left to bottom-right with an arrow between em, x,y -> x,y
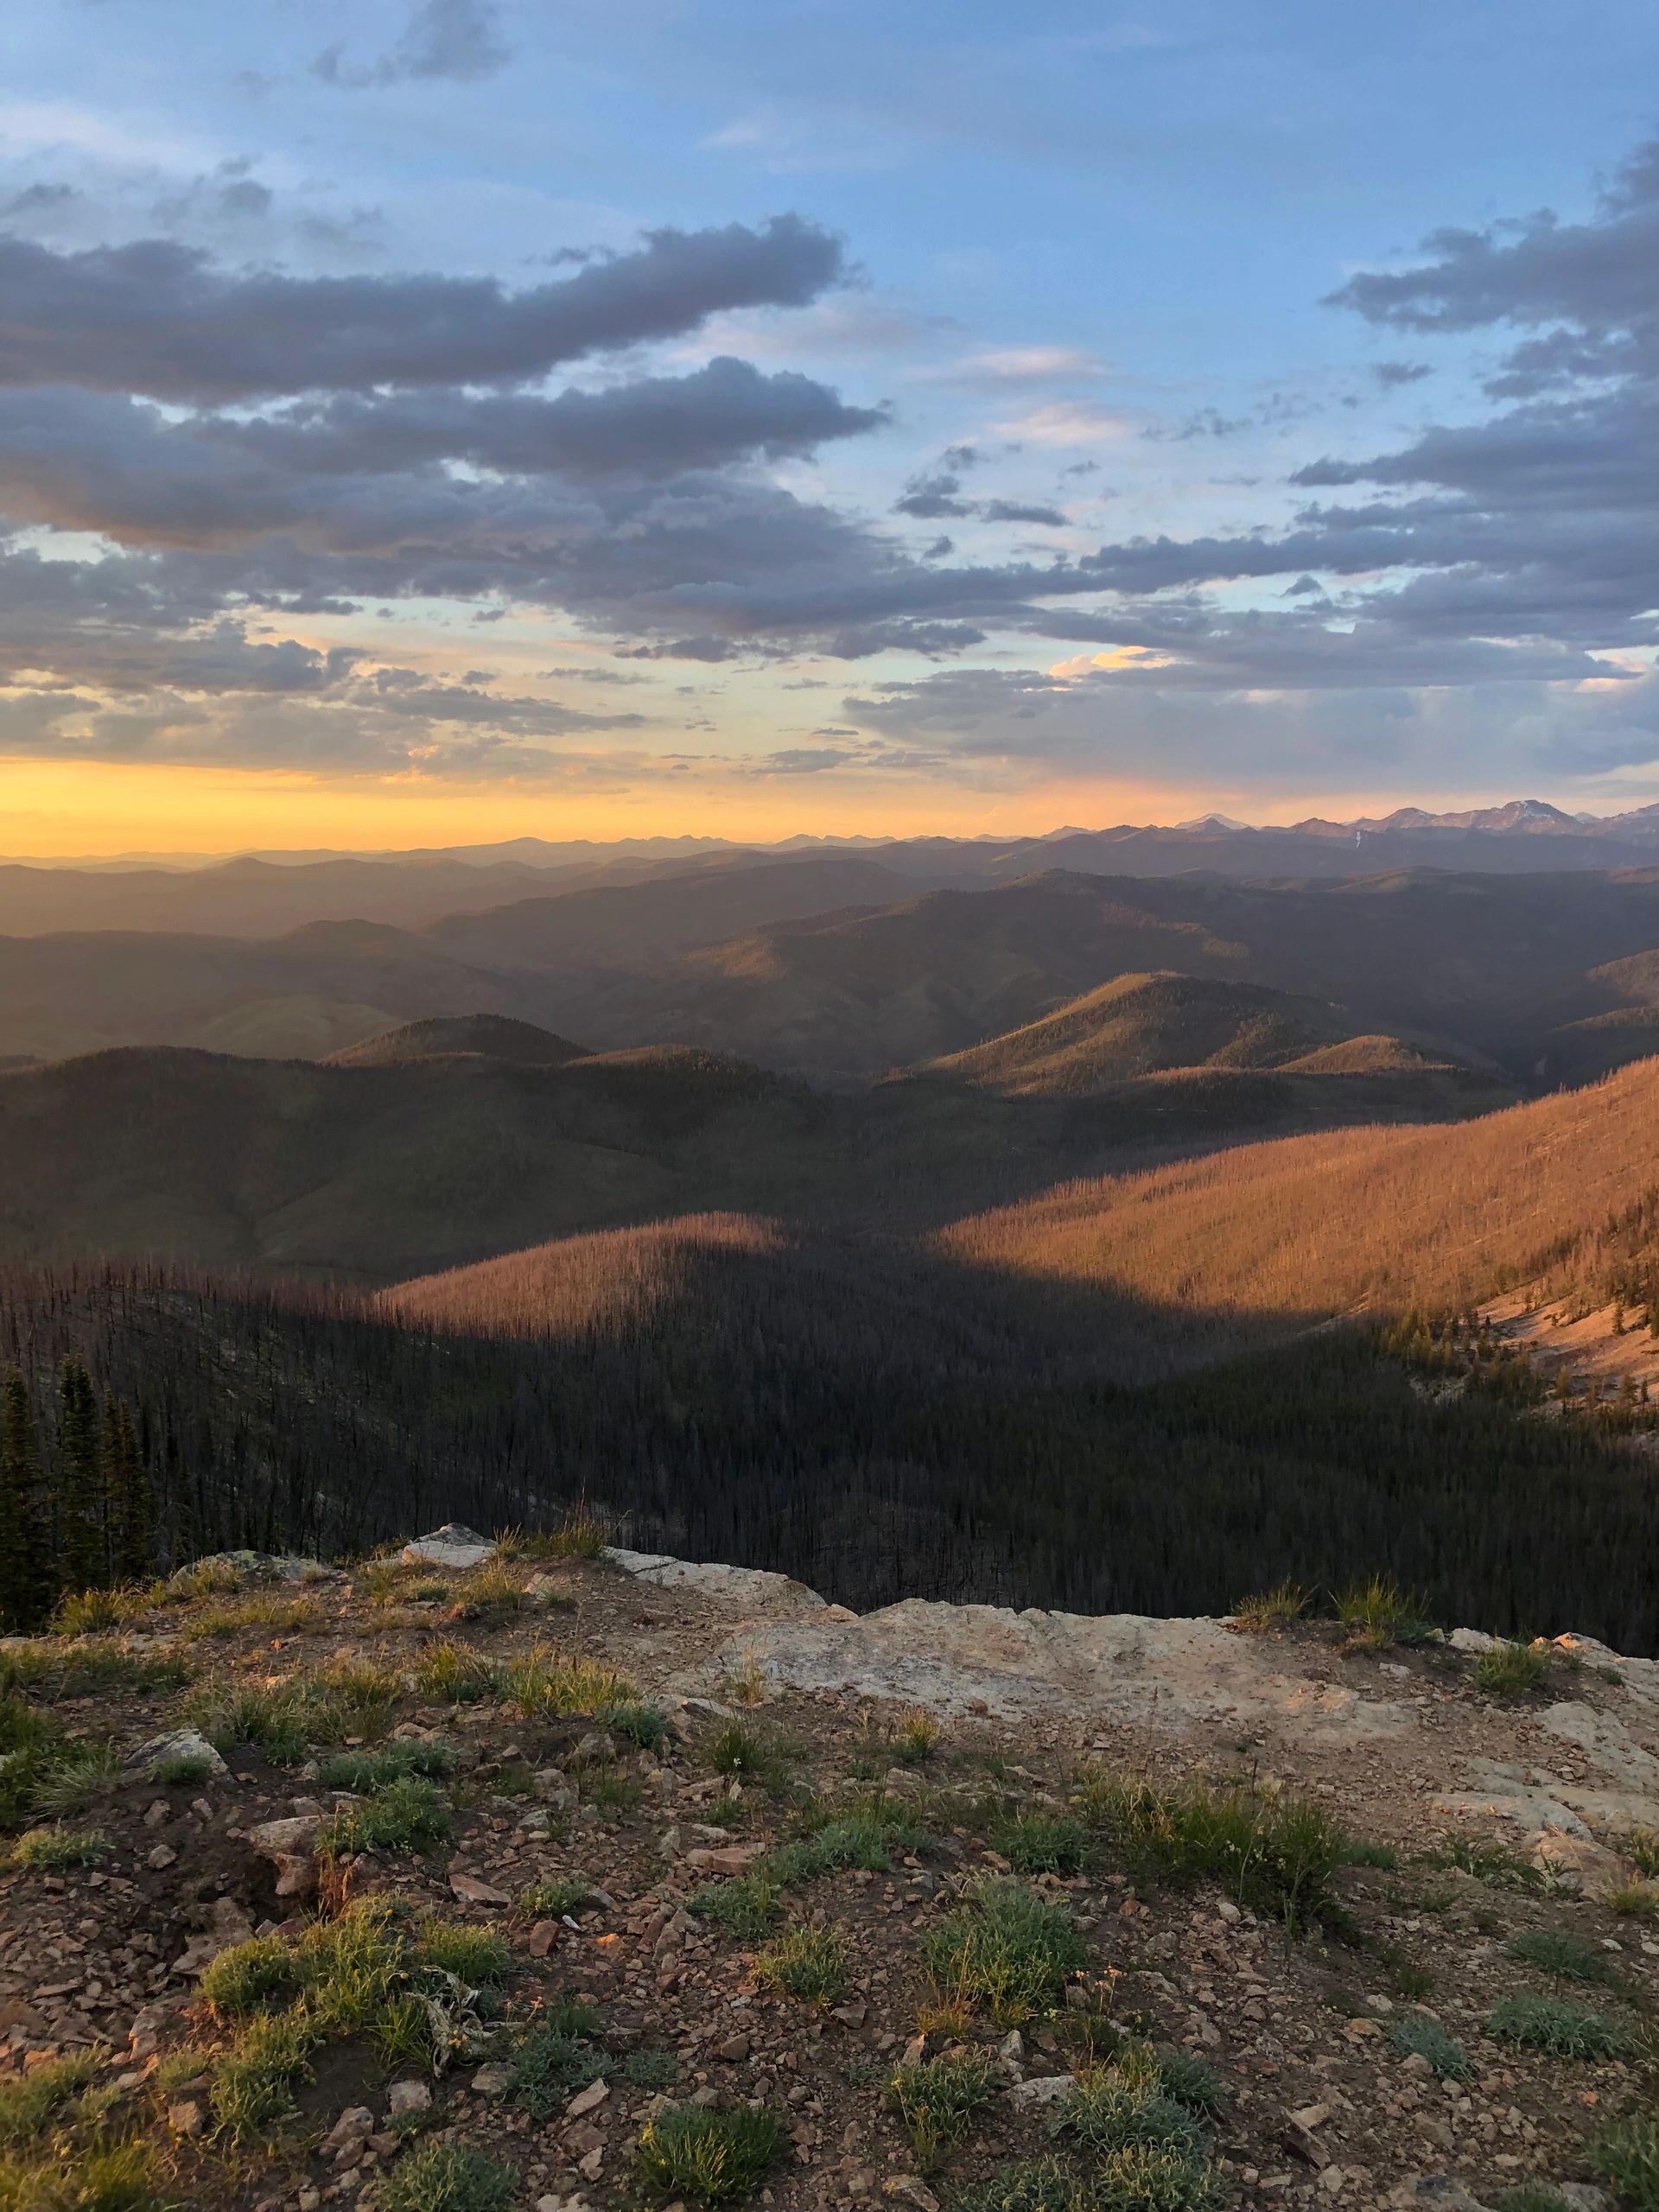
0,1356 -> 154,1629
3,1256 -> 1659,1653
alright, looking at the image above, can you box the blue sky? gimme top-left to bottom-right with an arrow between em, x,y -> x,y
3,0 -> 1659,848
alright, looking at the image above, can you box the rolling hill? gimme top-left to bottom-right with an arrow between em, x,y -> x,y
0,1042 -> 825,1278
913,971 -> 1453,1095
325,1014 -> 590,1068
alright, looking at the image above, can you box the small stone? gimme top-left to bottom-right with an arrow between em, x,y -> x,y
1007,2074 -> 1076,2107
167,2098 -> 207,2137
1319,2168 -> 1346,2198
527,1920 -> 558,1958
146,1845 -> 178,1871
565,2078 -> 610,2119
387,2080 -> 432,2116
1399,2053 -> 1433,2079
577,2148 -> 604,2182
471,2064 -> 513,2097
718,2034 -> 751,2063
451,1873 -> 512,1907
1290,2105 -> 1331,2132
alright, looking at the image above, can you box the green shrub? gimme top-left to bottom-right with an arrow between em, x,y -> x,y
624,2050 -> 681,2088
635,2104 -> 786,2203
918,1876 -> 1088,2027
1629,1828 -> 1659,1879
1504,1929 -> 1609,1981
28,1743 -> 118,1819
690,1871 -> 781,1942
1487,1993 -> 1625,2058
378,2141 -> 517,2212
754,1923 -> 850,2005
1472,1641 -> 1549,1696
509,2007 -> 607,2120
1387,2012 -> 1471,2080
1153,2050 -> 1226,2117
887,2050 -> 995,2170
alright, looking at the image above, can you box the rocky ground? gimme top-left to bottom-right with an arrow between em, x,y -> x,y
2,1529 -> 1658,2212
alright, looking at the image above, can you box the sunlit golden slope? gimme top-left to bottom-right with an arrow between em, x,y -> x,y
943,1054 -> 1659,1326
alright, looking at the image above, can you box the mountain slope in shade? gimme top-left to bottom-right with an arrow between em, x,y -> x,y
913,972 -> 1452,1096
0,1043 -> 817,1279
327,1014 -> 591,1068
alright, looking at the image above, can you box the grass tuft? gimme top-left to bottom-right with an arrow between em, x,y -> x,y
318,1774 -> 453,1859
918,1875 -> 1087,2028
957,2162 -> 1091,2212
1079,1770 -> 1343,1929
995,1811 -> 1090,1875
1487,1993 -> 1625,2058
0,2050 -> 100,2145
1504,1929 -> 1610,1981
1230,1582 -> 1309,1632
1335,1575 -> 1433,1647
1472,1640 -> 1550,1696
6,1823 -> 107,1872
635,2104 -> 786,2203
378,2140 -> 517,2212
887,2051 -> 995,2171
754,1922 -> 850,2006
1387,2012 -> 1472,2080
316,1741 -> 455,1791
1595,2111 -> 1659,2212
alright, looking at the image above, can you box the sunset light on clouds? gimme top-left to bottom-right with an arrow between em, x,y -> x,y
3,0 -> 1659,852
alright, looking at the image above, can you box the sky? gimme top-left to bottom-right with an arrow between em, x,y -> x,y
3,0 -> 1659,853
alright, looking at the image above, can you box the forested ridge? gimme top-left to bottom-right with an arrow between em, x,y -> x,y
6,1249 -> 1659,1653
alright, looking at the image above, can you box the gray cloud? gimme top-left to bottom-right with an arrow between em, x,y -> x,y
980,499 -> 1066,526
0,218 -> 848,400
315,0 -> 511,87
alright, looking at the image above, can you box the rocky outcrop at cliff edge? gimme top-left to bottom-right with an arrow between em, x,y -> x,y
5,1526 -> 1653,2212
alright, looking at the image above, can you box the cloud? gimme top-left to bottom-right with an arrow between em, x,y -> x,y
980,499 -> 1066,526
0,218 -> 849,400
315,0 -> 511,88
940,345 -> 1104,385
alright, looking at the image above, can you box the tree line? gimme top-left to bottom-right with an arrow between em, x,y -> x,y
0,1357 -> 153,1629
3,1254 -> 1659,1652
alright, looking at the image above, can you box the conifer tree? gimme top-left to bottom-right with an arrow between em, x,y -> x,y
0,1372 -> 51,1630
105,1393 -> 153,1582
56,1357 -> 105,1595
